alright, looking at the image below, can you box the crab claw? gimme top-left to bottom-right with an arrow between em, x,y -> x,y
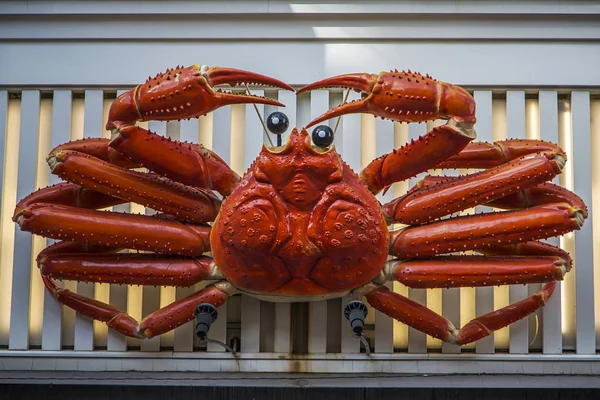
107,65 -> 294,129
298,70 -> 476,128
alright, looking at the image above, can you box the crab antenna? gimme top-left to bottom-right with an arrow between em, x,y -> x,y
333,90 -> 351,136
245,84 -> 275,147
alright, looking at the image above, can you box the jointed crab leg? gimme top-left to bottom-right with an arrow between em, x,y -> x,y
390,203 -> 583,258
44,272 -> 230,338
107,65 -> 293,127
365,282 -> 555,345
37,241 -> 229,338
110,128 -> 240,196
387,255 -> 569,289
14,182 -> 125,215
15,203 -> 211,256
49,150 -> 221,223
411,177 -> 587,213
436,139 -> 565,169
299,70 -> 478,195
361,122 -> 476,194
299,70 -> 476,127
52,138 -> 140,168
383,151 -> 565,224
41,253 -> 222,286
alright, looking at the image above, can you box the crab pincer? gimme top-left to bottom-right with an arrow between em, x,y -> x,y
104,65 -> 294,196
107,64 -> 295,128
298,70 -> 477,194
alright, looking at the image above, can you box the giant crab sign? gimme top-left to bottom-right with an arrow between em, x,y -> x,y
13,65 -> 586,346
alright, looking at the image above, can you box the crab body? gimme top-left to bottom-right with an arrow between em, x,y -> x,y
212,128 -> 388,299
13,65 -> 587,346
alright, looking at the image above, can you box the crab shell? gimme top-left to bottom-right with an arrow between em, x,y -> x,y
210,128 -> 389,301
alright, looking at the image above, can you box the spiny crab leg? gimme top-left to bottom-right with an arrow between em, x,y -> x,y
109,128 -> 240,196
15,203 -> 211,256
365,282 -> 556,345
107,64 -> 293,128
436,139 -> 565,169
410,177 -> 587,214
367,241 -> 569,345
39,241 -> 232,338
390,203 -> 584,258
383,151 -> 565,225
48,150 -> 221,223
298,70 -> 476,128
299,70 -> 478,194
14,182 -> 126,217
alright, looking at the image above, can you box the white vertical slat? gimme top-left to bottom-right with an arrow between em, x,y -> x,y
0,90 -> 9,347
228,101 -> 261,353
304,90 -> 328,354
139,120 -> 165,352
441,288 -> 461,354
43,90 -> 72,351
525,97 -> 543,351
8,90 -> 40,350
243,94 -> 266,353
263,89 -> 292,353
539,90 -> 562,354
240,296 -> 261,353
245,89 -> 264,171
0,90 -> 6,221
330,92 -> 344,153
207,107 -> 231,352
157,120 -> 181,351
406,122 -> 427,354
171,117 -> 201,353
592,98 -> 600,351
374,117 -> 394,354
572,91 -> 595,354
337,90 -> 362,354
29,98 -> 53,349
506,90 -> 529,354
557,97 -> 576,351
71,90 -> 103,351
341,91 -> 361,172
106,90 -> 129,352
473,90 -> 495,354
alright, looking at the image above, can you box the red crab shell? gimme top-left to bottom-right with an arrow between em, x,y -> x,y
211,128 -> 389,297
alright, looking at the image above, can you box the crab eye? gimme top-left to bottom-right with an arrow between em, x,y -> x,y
266,111 -> 289,135
311,125 -> 334,148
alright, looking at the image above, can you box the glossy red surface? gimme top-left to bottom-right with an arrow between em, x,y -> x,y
211,128 -> 389,295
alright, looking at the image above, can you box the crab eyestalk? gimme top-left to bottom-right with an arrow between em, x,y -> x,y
298,70 -> 476,128
107,65 -> 294,129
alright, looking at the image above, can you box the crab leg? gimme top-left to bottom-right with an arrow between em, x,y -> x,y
15,203 -> 211,256
411,177 -> 587,213
43,274 -> 230,338
387,255 -> 569,289
436,139 -> 565,169
107,65 -> 293,127
37,241 -> 229,338
383,151 -> 565,224
365,282 -> 555,345
14,182 -> 125,216
390,203 -> 584,258
298,70 -> 478,194
52,138 -> 140,168
49,150 -> 221,223
109,128 -> 240,196
361,122 -> 476,194
103,65 -> 294,196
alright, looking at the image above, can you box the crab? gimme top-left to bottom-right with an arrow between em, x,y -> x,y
13,65 -> 586,346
